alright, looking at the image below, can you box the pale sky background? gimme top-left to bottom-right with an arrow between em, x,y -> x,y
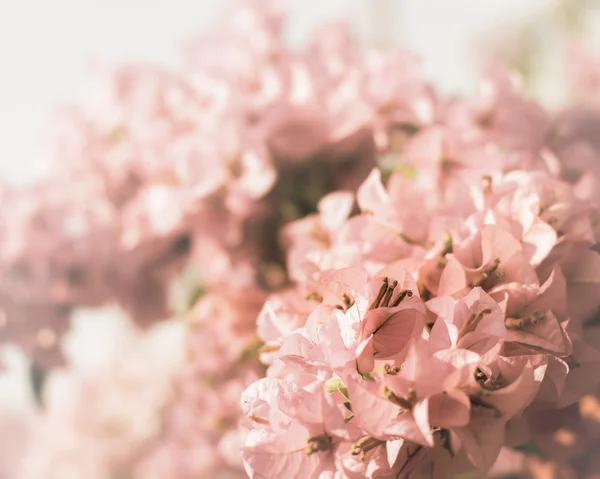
0,0 -> 574,410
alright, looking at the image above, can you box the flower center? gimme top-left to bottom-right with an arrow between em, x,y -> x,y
474,368 -> 506,391
304,433 -> 332,455
334,292 -> 355,312
470,257 -> 503,290
564,355 -> 581,370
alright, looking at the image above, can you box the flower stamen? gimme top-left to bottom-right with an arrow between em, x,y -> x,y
457,307 -> 492,341
350,435 -> 385,462
482,174 -> 493,196
381,280 -> 398,307
369,278 -> 389,310
305,291 -> 323,302
258,343 -> 281,354
391,289 -> 413,307
383,385 -> 416,410
247,414 -> 270,426
504,311 -> 545,331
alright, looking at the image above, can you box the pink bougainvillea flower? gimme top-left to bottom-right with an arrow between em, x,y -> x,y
241,377 -> 355,479
427,287 -> 506,353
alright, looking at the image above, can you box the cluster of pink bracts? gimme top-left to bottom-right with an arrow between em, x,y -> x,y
4,1 -> 600,478
242,163 -> 600,476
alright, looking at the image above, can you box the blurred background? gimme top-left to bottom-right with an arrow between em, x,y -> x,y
2,0 -> 590,188
2,0 -> 600,477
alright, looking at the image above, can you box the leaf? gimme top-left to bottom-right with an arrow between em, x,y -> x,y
325,378 -> 353,413
360,372 -> 376,382
325,378 -> 350,400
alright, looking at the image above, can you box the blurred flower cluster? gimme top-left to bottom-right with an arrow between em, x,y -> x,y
15,312 -> 182,479
2,1 -> 600,478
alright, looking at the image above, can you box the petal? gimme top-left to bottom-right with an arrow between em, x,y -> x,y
386,439 -> 404,468
243,428 -> 326,479
355,336 -> 375,375
506,311 -> 571,356
429,389 -> 471,428
413,399 -> 434,446
357,169 -> 389,214
318,191 -> 355,234
454,415 -> 506,472
241,378 -> 282,418
561,248 -> 600,323
345,374 -> 397,438
522,219 -> 557,266
437,256 -> 468,297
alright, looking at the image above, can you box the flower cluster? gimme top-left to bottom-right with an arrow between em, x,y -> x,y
241,62 -> 600,478
4,1 -> 600,478
131,1 -> 436,477
0,0 -> 430,369
15,313 -> 181,479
